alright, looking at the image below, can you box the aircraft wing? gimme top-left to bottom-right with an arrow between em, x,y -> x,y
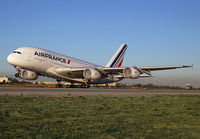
101,65 -> 192,72
136,65 -> 192,76
49,65 -> 192,79
51,67 -> 124,78
137,65 -> 192,71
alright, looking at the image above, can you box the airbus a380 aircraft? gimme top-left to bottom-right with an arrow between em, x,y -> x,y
7,44 -> 191,88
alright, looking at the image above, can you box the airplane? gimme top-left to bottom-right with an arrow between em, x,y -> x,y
7,43 -> 192,88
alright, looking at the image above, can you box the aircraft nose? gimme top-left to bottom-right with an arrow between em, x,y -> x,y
7,54 -> 14,65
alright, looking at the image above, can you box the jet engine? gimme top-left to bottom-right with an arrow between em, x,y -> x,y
20,70 -> 38,80
123,67 -> 140,79
83,68 -> 101,80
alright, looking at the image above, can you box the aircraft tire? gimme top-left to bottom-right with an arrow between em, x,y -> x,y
55,84 -> 63,88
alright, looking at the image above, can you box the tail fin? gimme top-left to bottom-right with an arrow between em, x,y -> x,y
106,43 -> 128,67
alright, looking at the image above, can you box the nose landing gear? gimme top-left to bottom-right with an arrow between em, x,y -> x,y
15,73 -> 20,78
15,67 -> 22,78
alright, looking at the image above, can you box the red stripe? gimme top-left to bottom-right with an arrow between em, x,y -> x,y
68,60 -> 70,64
118,58 -> 124,67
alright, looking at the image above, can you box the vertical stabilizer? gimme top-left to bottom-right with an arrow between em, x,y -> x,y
106,44 -> 128,67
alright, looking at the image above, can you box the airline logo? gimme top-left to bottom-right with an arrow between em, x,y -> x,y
110,44 -> 127,67
34,51 -> 67,64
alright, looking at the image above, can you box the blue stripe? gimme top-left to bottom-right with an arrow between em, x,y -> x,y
110,45 -> 127,67
113,49 -> 126,67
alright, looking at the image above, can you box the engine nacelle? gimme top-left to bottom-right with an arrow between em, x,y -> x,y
123,67 -> 140,79
83,68 -> 101,80
20,70 -> 38,80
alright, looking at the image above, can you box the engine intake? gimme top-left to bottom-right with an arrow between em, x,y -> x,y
83,68 -> 101,80
20,70 -> 38,80
123,67 -> 140,79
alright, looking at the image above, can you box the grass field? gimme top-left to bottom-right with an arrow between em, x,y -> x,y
0,95 -> 200,138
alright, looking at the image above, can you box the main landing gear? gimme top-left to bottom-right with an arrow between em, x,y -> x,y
55,80 -> 90,88
55,80 -> 64,88
66,84 -> 90,88
55,83 -> 64,88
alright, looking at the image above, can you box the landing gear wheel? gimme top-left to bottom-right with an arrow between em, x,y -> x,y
15,67 -> 22,78
81,84 -> 90,88
65,84 -> 90,88
66,84 -> 76,88
15,73 -> 20,78
70,84 -> 76,88
86,85 -> 90,88
55,80 -> 63,88
55,84 -> 63,88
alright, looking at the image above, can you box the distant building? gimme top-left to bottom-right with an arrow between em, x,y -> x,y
185,84 -> 193,90
90,82 -> 118,87
0,76 -> 12,83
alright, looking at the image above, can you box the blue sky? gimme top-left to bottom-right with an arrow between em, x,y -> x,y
0,0 -> 199,87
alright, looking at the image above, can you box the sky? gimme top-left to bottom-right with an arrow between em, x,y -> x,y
0,0 -> 199,87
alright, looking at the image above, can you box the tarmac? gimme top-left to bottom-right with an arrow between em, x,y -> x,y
0,87 -> 200,97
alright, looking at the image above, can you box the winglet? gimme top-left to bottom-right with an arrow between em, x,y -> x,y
183,65 -> 193,69
106,44 -> 128,67
191,64 -> 193,70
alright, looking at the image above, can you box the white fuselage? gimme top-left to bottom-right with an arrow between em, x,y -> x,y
7,47 -> 118,84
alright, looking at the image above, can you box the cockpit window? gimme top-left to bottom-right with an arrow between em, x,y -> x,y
13,51 -> 22,54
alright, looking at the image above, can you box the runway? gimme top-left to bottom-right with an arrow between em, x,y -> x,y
0,87 -> 200,97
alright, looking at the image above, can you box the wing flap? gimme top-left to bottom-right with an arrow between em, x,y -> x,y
54,68 -> 86,78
